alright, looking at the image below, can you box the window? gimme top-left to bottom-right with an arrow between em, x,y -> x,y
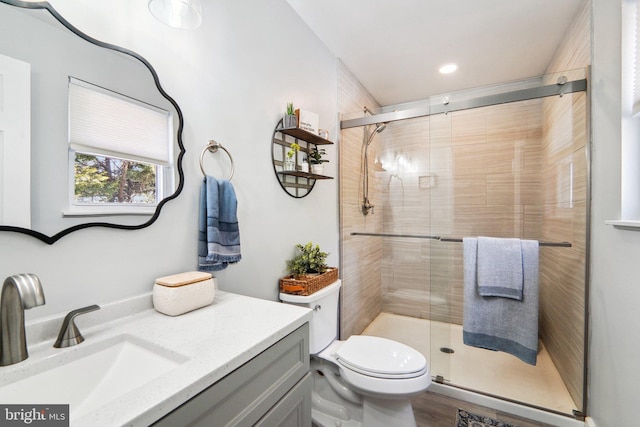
616,0 -> 640,224
67,78 -> 173,214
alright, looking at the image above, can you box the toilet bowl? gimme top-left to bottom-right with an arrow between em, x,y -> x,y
280,280 -> 430,427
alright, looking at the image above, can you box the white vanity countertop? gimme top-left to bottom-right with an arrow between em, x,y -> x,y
7,291 -> 312,427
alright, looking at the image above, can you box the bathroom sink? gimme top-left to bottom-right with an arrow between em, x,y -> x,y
0,335 -> 185,420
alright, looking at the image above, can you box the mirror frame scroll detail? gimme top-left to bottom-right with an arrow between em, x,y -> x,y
0,0 -> 186,244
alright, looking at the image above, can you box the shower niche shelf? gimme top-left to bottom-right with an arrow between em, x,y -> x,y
271,119 -> 333,198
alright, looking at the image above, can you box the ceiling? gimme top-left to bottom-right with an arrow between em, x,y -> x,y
286,0 -> 586,106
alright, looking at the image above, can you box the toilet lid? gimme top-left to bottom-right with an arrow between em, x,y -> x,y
336,336 -> 427,378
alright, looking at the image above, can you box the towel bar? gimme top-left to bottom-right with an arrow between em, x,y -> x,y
200,140 -> 235,180
349,232 -> 571,247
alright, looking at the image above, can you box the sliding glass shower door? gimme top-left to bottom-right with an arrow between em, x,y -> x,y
424,71 -> 588,416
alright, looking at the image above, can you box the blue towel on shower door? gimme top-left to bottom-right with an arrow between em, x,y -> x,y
477,237 -> 524,300
198,175 -> 241,271
462,237 -> 539,365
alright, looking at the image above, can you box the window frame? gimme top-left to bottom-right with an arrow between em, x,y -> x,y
65,78 -> 174,217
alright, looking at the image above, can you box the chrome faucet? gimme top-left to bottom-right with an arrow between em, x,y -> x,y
54,304 -> 100,348
1,274 -> 46,366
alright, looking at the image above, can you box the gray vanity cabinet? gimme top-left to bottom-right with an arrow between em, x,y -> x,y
153,323 -> 311,426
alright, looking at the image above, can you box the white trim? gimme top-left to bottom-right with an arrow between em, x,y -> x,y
621,0 -> 640,220
585,417 -> 597,427
605,219 -> 640,229
62,206 -> 156,217
633,0 -> 640,115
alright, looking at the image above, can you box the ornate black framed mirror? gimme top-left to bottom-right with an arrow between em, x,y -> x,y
0,0 -> 185,244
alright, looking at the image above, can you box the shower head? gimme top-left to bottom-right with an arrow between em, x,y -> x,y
361,121 -> 388,216
366,122 -> 388,146
375,122 -> 387,133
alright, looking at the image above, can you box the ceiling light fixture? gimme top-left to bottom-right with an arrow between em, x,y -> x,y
439,63 -> 458,74
148,0 -> 202,30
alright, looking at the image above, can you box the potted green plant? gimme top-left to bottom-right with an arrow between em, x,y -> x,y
284,142 -> 300,171
286,242 -> 329,278
280,242 -> 338,296
308,147 -> 328,175
283,102 -> 297,128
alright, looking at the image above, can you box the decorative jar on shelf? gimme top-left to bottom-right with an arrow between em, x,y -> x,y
301,160 -> 309,173
283,102 -> 298,128
283,114 -> 297,128
311,164 -> 324,175
284,157 -> 295,171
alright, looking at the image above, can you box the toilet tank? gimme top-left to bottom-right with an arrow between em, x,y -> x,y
280,280 -> 341,354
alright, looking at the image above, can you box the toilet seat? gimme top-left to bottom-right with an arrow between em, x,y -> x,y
336,335 -> 427,379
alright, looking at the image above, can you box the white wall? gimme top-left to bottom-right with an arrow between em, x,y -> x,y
590,0 -> 640,426
0,0 -> 339,319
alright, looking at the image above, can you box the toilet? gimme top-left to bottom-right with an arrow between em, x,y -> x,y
280,280 -> 430,427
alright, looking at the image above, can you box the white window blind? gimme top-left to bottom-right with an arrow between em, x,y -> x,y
633,0 -> 640,116
69,78 -> 171,166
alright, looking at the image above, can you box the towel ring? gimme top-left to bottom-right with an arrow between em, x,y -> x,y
200,140 -> 235,180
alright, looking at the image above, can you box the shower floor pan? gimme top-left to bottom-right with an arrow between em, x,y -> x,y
362,312 -> 576,415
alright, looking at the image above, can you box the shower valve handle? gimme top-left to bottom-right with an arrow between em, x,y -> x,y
362,199 -> 375,215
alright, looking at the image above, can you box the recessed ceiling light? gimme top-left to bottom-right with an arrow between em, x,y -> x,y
439,63 -> 458,74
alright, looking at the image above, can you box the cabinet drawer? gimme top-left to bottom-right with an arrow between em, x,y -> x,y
255,372 -> 312,427
153,323 -> 309,427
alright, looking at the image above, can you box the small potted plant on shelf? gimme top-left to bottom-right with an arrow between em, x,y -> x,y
308,147 -> 328,175
283,102 -> 297,128
284,142 -> 300,171
280,242 -> 338,295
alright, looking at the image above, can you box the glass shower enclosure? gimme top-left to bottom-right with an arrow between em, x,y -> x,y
339,69 -> 589,419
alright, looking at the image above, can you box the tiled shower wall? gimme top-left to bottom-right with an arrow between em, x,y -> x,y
337,61 -> 383,339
